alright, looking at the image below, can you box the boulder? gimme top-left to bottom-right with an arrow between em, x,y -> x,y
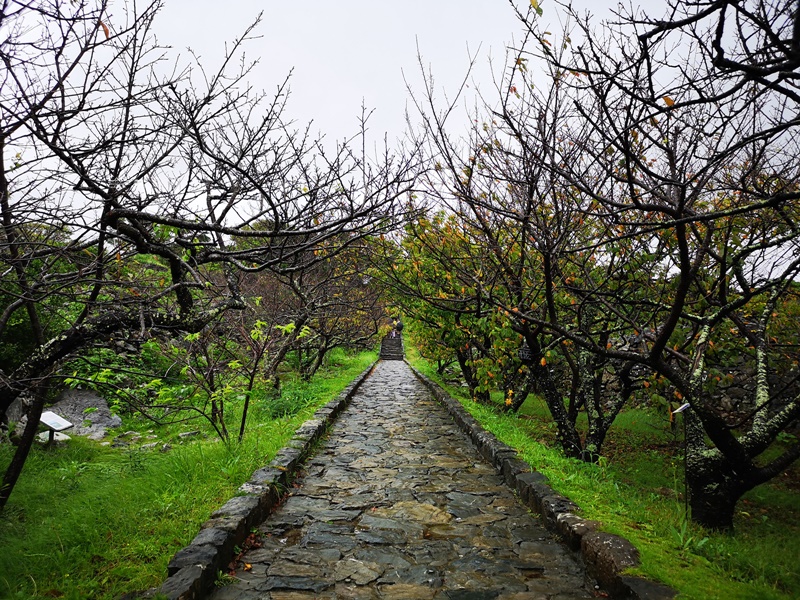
17,389 -> 122,441
6,394 -> 32,426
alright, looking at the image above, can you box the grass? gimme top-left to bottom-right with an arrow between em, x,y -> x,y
0,348 -> 376,600
409,349 -> 800,600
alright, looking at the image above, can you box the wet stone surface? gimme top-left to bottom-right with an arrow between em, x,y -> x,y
208,361 -> 593,599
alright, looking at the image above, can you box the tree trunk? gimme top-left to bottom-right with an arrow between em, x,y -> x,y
684,411 -> 748,530
454,347 -> 489,404
582,421 -> 608,463
0,384 -> 46,512
308,344 -> 329,379
685,448 -> 744,530
508,374 -> 535,412
529,359 -> 583,459
581,360 -> 633,463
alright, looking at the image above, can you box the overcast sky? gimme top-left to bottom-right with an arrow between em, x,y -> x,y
152,0 -> 669,146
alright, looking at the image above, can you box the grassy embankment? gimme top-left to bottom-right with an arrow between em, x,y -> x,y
0,348 -> 376,600
409,349 -> 800,600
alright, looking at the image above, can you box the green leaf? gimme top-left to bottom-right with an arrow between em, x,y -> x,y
276,322 -> 296,335
530,0 -> 543,16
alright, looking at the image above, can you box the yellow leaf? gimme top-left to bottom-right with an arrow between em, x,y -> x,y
540,357 -> 547,367
663,95 -> 675,107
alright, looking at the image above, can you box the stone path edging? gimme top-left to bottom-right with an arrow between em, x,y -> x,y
408,363 -> 678,600
157,362 -> 378,600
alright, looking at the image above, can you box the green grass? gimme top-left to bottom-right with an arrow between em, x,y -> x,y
409,350 -> 800,600
0,349 -> 376,600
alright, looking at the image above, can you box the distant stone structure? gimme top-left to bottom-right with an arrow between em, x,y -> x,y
379,335 -> 404,360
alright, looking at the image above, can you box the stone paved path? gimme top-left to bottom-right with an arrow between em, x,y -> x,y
208,361 -> 594,599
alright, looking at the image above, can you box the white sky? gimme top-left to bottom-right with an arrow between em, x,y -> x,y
151,0 -> 669,146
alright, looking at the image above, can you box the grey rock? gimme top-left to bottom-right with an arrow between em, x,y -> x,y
167,544 -> 220,576
378,564 -> 443,587
212,495 -> 261,519
557,513 -> 600,551
301,523 -> 357,551
36,431 -> 71,443
313,508 -> 362,522
281,547 -> 341,564
18,389 -> 122,441
49,389 -> 122,438
258,576 -> 333,593
334,558 -> 383,584
268,560 -> 326,578
619,575 -> 680,599
191,528 -> 231,548
444,591 -> 500,600
355,528 -> 408,546
354,548 -> 412,570
6,394 -> 31,426
158,565 -> 208,600
581,531 -> 641,596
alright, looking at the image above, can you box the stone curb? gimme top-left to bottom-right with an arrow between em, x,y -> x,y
156,361 -> 378,600
408,364 -> 677,600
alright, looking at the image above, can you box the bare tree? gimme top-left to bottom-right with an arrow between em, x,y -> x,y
286,240 -> 386,380
385,23 -> 642,461
385,0 -> 799,528
0,0 -> 415,510
503,0 -> 800,528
